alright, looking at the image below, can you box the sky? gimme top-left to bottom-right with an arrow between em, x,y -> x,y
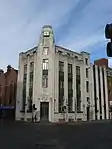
0,0 -> 112,70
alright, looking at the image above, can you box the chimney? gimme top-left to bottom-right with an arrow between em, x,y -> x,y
7,65 -> 12,71
0,69 -> 4,75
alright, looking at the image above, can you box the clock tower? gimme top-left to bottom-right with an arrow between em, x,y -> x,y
38,25 -> 55,55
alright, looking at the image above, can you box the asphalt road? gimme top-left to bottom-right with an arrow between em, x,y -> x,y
0,120 -> 112,149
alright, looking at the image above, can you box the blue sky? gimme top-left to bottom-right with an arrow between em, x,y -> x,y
0,0 -> 112,70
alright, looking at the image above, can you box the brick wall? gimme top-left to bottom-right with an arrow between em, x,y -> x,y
0,67 -> 18,107
94,58 -> 108,68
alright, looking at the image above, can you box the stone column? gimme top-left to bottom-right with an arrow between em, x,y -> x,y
95,65 -> 100,120
72,60 -> 76,112
99,67 -> 104,119
79,62 -> 86,121
90,66 -> 95,120
104,68 -> 109,119
33,52 -> 37,107
54,54 -> 59,113
16,53 -> 24,120
25,55 -> 30,120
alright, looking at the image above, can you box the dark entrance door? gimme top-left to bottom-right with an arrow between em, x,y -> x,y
87,107 -> 90,121
40,102 -> 49,121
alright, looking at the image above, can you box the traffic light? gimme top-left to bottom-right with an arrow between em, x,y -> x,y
105,24 -> 112,39
105,23 -> 112,57
107,42 -> 112,57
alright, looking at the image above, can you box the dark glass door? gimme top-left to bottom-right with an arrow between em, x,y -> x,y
40,102 -> 49,121
87,107 -> 90,121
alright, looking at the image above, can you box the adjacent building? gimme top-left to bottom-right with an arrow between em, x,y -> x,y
90,64 -> 109,120
16,25 -> 93,123
0,65 -> 18,119
94,58 -> 112,118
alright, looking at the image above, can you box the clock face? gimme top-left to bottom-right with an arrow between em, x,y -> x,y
43,31 -> 50,37
43,47 -> 49,55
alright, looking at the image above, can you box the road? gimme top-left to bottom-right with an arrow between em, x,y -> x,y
0,120 -> 112,149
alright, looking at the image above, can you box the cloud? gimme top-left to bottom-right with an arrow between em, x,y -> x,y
57,0 -> 112,53
0,0 -> 77,70
0,0 -> 112,70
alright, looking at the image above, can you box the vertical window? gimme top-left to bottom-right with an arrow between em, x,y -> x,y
68,64 -> 72,74
76,66 -> 81,111
29,62 -> 34,88
85,58 -> 88,65
43,59 -> 48,70
68,63 -> 73,112
59,61 -> 64,72
24,64 -> 27,74
76,66 -> 80,76
28,62 -> 34,112
43,31 -> 50,37
60,80 -> 64,89
86,81 -> 89,92
42,59 -> 48,88
59,61 -> 64,112
42,75 -> 48,88
86,68 -> 88,78
43,47 -> 49,55
22,64 -> 27,112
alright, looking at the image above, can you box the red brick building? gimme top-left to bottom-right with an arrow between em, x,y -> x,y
94,58 -> 112,118
0,65 -> 18,119
94,58 -> 108,68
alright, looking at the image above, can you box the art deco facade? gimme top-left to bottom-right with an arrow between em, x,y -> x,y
16,25 -> 109,123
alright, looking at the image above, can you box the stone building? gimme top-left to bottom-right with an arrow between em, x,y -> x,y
15,25 -> 95,123
94,58 -> 112,119
0,65 -> 18,119
90,64 -> 109,120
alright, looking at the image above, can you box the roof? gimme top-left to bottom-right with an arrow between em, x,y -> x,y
55,45 -> 81,56
4,68 -> 18,77
55,45 -> 90,56
20,44 -> 90,57
20,46 -> 37,55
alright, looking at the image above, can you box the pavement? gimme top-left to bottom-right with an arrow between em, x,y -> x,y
0,120 -> 112,149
